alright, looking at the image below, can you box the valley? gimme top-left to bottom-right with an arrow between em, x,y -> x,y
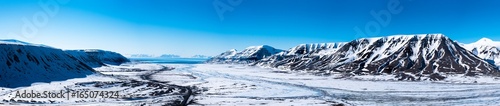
2,34 -> 500,106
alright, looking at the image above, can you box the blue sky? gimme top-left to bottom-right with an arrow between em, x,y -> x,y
1,0 -> 500,57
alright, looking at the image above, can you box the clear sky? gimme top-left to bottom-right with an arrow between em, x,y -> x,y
1,0 -> 500,57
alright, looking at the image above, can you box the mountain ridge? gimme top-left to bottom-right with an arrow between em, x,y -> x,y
65,49 -> 130,67
207,45 -> 283,64
210,34 -> 500,80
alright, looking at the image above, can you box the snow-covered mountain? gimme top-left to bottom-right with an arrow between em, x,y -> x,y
214,49 -> 238,59
256,43 -> 347,66
191,55 -> 212,59
207,45 -> 283,63
125,54 -> 156,58
208,34 -> 499,80
463,38 -> 500,67
0,40 -> 95,88
159,54 -> 181,58
66,49 -> 130,67
284,43 -> 348,56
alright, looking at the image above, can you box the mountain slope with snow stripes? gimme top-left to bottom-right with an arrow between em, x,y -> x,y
209,34 -> 500,80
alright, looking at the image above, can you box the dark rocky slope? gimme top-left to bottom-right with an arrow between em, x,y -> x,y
65,49 -> 130,67
0,40 -> 95,88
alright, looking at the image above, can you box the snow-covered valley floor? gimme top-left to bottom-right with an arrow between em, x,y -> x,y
165,64 -> 500,106
2,63 -> 500,106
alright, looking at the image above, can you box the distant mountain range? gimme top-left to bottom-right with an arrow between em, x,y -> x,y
159,54 -> 181,58
191,55 -> 212,59
126,54 -> 155,58
208,34 -> 500,80
125,54 -> 212,59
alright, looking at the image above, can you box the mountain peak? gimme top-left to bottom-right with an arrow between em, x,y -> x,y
228,49 -> 237,52
464,37 -> 500,66
478,37 -> 493,43
208,45 -> 283,63
357,34 -> 448,43
242,45 -> 282,54
385,33 -> 446,39
285,42 -> 347,56
261,45 -> 273,48
246,45 -> 271,49
468,37 -> 500,47
159,54 -> 181,58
